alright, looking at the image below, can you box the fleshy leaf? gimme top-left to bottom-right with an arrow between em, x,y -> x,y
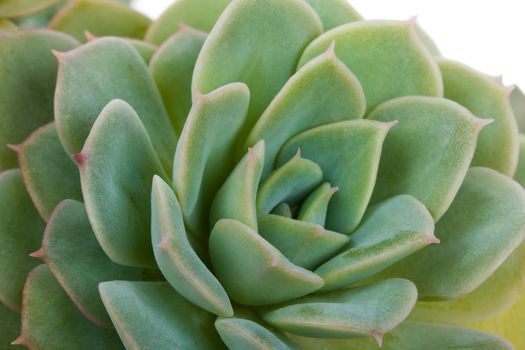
99,281 -> 226,350
316,195 -> 436,291
258,215 -> 349,270
263,278 -> 417,341
210,140 -> 264,231
193,0 -> 323,135
472,291 -> 525,350
411,241 -> 525,324
79,100 -> 168,268
39,200 -> 143,328
0,170 -> 44,312
299,20 -> 443,114
515,135 -> 525,187
149,26 -> 207,134
257,153 -> 323,215
277,120 -> 393,234
55,36 -> 176,172
272,203 -> 293,218
378,167 -> 525,300
151,176 -> 233,317
245,46 -> 366,175
0,302 -> 20,349
303,0 -> 362,31
145,0 -> 230,45
17,265 -> 123,349
297,183 -> 337,226
0,19 -> 17,30
289,321 -> 513,350
216,317 -> 296,350
510,86 -> 525,132
439,58 -> 519,175
0,0 -> 60,17
209,219 -> 324,305
0,30 -> 78,171
16,123 -> 82,221
173,83 -> 250,237
124,38 -> 156,63
368,96 -> 487,220
49,0 -> 150,42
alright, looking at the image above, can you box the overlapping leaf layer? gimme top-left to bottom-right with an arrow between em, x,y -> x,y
1,0 -> 524,349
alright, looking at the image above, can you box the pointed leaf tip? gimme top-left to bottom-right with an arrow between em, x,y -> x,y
74,153 -> 86,166
84,31 -> 96,42
6,143 -> 21,153
428,236 -> 441,244
374,333 -> 384,347
11,336 -> 26,346
29,248 -> 45,260
52,50 -> 65,61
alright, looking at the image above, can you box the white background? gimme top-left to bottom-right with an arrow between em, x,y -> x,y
134,0 -> 525,88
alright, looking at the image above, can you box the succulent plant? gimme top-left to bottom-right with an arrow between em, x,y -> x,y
1,0 -> 525,349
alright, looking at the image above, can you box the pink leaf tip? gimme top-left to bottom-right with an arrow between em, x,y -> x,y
84,31 -> 97,42
11,336 -> 26,346
428,236 -> 441,244
74,153 -> 86,167
52,50 -> 65,62
7,143 -> 21,153
29,248 -> 45,260
373,333 -> 384,347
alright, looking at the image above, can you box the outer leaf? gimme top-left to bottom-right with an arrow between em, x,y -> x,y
209,219 -> 324,305
0,19 -> 16,30
258,215 -> 349,270
473,292 -> 525,350
316,195 -> 436,291
49,0 -> 150,42
193,0 -> 323,135
11,1 -> 64,29
257,153 -> 323,215
99,281 -> 226,350
411,241 -> 525,324
303,0 -> 362,31
210,140 -> 264,231
145,0 -> 230,45
297,183 -> 338,226
289,321 -> 513,350
299,20 -> 443,113
16,123 -> 82,221
0,0 -> 60,17
246,46 -> 365,175
216,318 -> 296,350
368,96 -> 487,220
16,265 -> 123,349
277,120 -> 393,234
79,100 -> 168,268
510,86 -> 525,132
173,83 -> 250,238
378,167 -> 525,300
38,200 -> 142,328
515,135 -> 525,186
0,297 -> 20,349
0,170 -> 44,312
151,176 -> 233,317
263,279 -> 417,342
0,30 -> 78,171
439,58 -> 519,175
149,26 -> 207,135
55,37 -> 176,172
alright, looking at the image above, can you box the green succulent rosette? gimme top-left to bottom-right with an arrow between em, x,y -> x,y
1,0 -> 525,349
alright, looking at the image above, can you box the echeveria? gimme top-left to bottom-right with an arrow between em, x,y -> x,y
1,0 -> 524,349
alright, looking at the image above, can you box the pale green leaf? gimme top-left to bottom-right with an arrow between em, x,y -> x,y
0,30 -> 78,171
316,195 -> 435,291
277,120 -> 393,234
368,96 -> 487,220
55,36 -> 176,172
297,183 -> 338,226
263,279 -> 417,341
299,20 -> 443,114
173,83 -> 250,238
245,45 -> 365,175
0,170 -> 44,312
99,281 -> 226,350
193,0 -> 323,136
0,0 -> 60,18
303,0 -> 362,31
439,58 -> 519,176
17,265 -> 123,349
79,100 -> 167,268
209,219 -> 324,305
151,176 -> 233,317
